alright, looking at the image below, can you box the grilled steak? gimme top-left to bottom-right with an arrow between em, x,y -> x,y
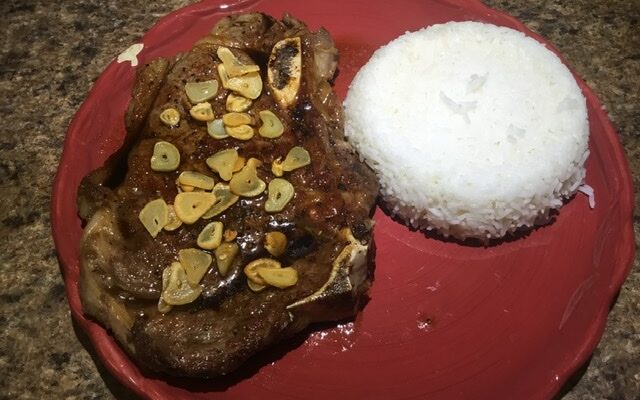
77,13 -> 378,377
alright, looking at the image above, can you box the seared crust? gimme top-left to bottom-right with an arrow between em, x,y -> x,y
77,13 -> 378,377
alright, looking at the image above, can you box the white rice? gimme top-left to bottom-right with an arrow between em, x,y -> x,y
344,21 -> 589,240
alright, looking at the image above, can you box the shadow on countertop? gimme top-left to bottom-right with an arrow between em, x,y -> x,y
72,319 -> 141,400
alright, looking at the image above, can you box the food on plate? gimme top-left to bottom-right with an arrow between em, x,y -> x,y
344,21 -> 589,240
76,13 -> 378,377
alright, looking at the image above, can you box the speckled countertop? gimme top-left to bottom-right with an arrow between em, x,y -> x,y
1,0 -> 638,398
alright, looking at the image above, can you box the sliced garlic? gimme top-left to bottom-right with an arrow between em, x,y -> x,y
217,64 -> 230,88
157,297 -> 173,313
265,178 -> 294,213
257,266 -> 298,288
215,242 -> 239,276
268,37 -> 302,108
207,118 -> 228,139
244,258 -> 281,285
158,267 -> 173,313
163,204 -> 183,231
218,62 -> 262,98
246,157 -> 262,169
206,148 -> 238,181
178,248 -> 212,286
247,279 -> 266,292
197,221 -> 223,250
217,47 -> 259,73
138,198 -> 169,238
229,158 -> 266,197
222,112 -> 253,127
258,110 -> 284,138
226,72 -> 263,100
256,267 -> 298,289
282,146 -> 311,171
225,124 -> 254,141
161,262 -> 202,305
264,231 -> 287,257
159,108 -> 180,127
202,183 -> 239,219
178,171 -> 215,190
150,141 -> 180,172
174,192 -> 217,224
216,47 -> 260,77
189,102 -> 215,122
185,80 -> 219,103
226,93 -> 252,112
233,156 -> 245,172
229,64 -> 259,77
271,157 -> 284,177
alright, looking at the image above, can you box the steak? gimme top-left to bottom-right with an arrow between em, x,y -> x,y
77,12 -> 379,378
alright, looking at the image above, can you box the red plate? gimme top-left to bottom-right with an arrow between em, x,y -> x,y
51,0 -> 635,399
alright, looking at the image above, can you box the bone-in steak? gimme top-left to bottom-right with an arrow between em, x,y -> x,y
77,13 -> 378,377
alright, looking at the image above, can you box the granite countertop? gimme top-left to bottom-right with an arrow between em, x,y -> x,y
1,0 -> 638,398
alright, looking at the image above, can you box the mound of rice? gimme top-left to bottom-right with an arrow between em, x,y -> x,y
344,21 -> 589,240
